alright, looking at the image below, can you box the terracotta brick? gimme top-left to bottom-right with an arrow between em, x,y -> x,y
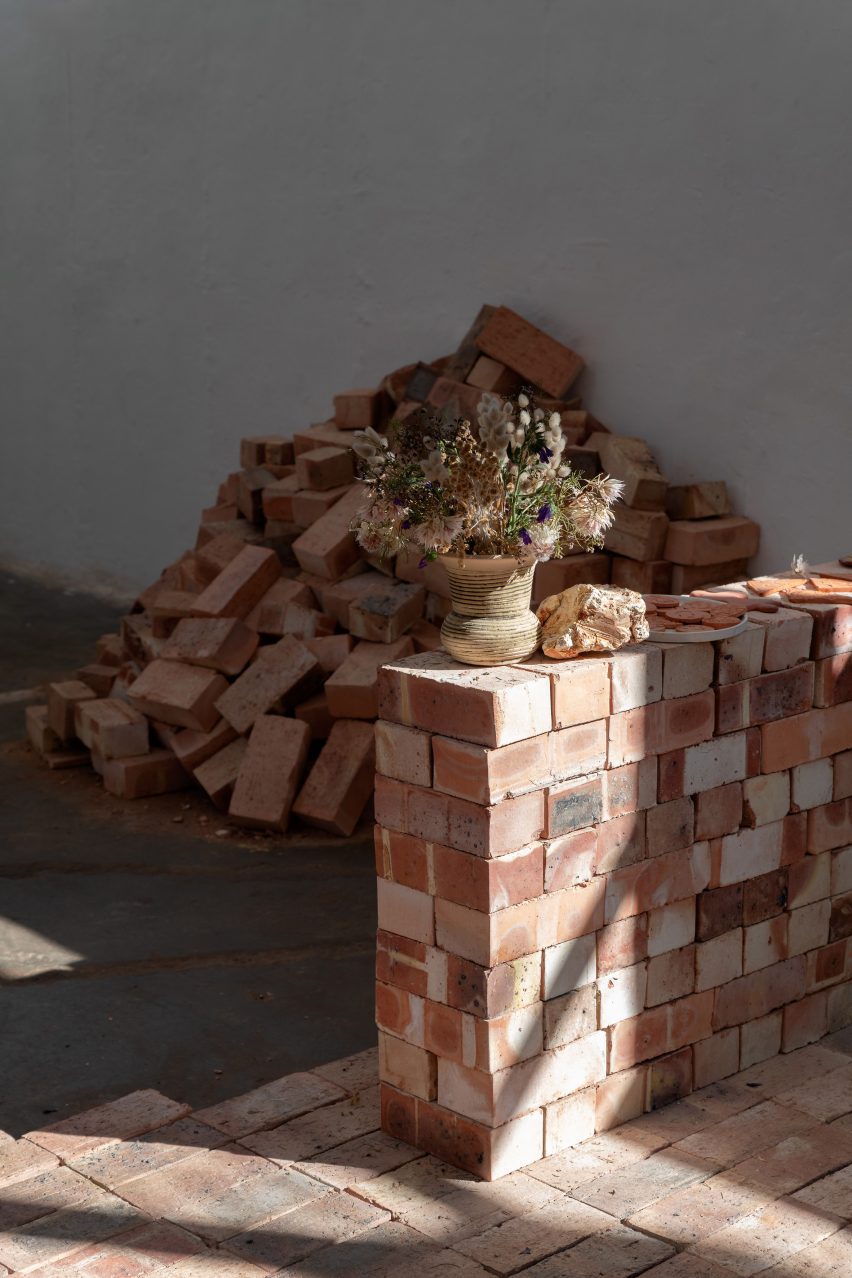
715,681 -> 749,735
226,715 -> 309,831
744,915 -> 788,973
540,877 -> 607,945
348,579 -> 425,644
595,1066 -> 647,1131
661,642 -> 714,699
610,644 -> 662,713
333,387 -> 380,428
788,849 -> 831,908
291,483 -> 353,527
75,663 -> 119,696
647,945 -> 695,1006
376,930 -> 428,998
432,733 -> 549,805
376,721 -> 432,788
326,637 -> 415,719
610,556 -> 672,595
664,516 -> 759,566
740,1011 -> 782,1068
605,842 -> 711,924
376,983 -> 425,1047
694,1027 -> 740,1088
809,938 -> 847,986
193,738 -> 248,809
534,553 -> 611,599
293,420 -> 361,455
216,637 -> 320,733
791,757 -> 834,811
243,576 -> 316,628
713,955 -> 806,1029
793,598 -> 852,658
389,1088 -> 545,1180
544,983 -> 597,1049
380,651 -> 553,747
695,929 -> 743,992
256,600 -> 336,640
169,717 -> 237,771
815,652 -> 852,706
432,842 -> 544,912
646,1046 -> 694,1109
46,679 -> 98,742
476,305 -> 584,396
658,748 -> 685,801
293,719 -> 375,836
377,879 -> 435,946
543,934 -> 597,999
195,530 -> 248,581
99,748 -> 192,798
546,774 -> 603,836
126,659 -> 226,733
609,993 -> 711,1071
446,789 -> 546,858
292,485 -> 366,578
788,899 -> 831,957
782,990 -> 828,1051
742,772 -> 791,827
832,844 -> 852,894
742,868 -> 788,924
597,913 -> 649,973
695,783 -> 743,840
716,623 -> 765,685
602,758 -> 658,819
808,797 -> 852,852
378,1033 -> 437,1101
606,505 -> 669,561
749,663 -> 815,726
375,828 -> 430,893
435,898 -> 537,967
596,811 -> 646,872
835,749 -> 852,800
718,819 -> 790,887
298,634 -> 353,676
544,827 -> 597,892
548,720 -> 608,781
159,616 -> 258,676
750,605 -> 814,672
648,898 -> 696,956
445,951 -> 542,1019
474,1004 -> 544,1072
647,797 -> 694,857
191,544 -> 280,619
533,655 -> 611,729
294,445 -> 355,491
26,1089 -> 189,1158
422,999 -> 469,1064
75,698 -> 148,759
260,474 -> 300,521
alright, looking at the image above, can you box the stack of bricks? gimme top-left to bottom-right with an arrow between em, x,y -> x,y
27,304 -> 761,836
374,570 -> 852,1179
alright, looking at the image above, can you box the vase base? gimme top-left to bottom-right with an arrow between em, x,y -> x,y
440,610 -> 542,666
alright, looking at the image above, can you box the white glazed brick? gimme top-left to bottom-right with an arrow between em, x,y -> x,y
597,962 -> 647,1027
716,624 -> 765,685
832,845 -> 852,895
696,929 -> 743,992
791,758 -> 834,811
788,900 -> 831,957
610,644 -> 663,713
661,642 -> 714,699
683,732 -> 747,794
647,898 -> 696,957
743,772 -> 791,827
543,934 -> 597,1000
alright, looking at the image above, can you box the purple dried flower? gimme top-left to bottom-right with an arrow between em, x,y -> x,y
393,497 -> 404,506
418,557 -> 428,569
402,519 -> 411,529
538,447 -> 553,462
537,504 -> 552,523
520,528 -> 532,545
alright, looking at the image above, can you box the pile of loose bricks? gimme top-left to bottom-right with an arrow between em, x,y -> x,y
27,304 -> 759,836
374,580 -> 852,1178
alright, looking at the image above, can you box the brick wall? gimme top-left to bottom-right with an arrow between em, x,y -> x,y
372,595 -> 852,1179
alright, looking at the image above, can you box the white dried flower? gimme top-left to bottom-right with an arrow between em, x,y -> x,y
519,409 -> 531,427
791,553 -> 810,576
533,408 -> 545,423
517,393 -> 529,408
420,449 -> 450,484
549,412 -> 561,429
412,513 -> 464,552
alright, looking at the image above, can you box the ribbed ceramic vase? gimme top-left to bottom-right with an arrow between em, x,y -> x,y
440,555 -> 542,666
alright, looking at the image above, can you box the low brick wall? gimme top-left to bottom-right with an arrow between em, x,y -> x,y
372,596 -> 852,1179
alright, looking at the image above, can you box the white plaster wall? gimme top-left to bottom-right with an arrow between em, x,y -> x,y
1,0 -> 850,593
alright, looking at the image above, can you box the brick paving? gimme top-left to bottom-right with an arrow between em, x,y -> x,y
0,1034 -> 850,1276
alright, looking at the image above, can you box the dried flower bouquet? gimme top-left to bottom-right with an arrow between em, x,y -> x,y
351,392 -> 624,565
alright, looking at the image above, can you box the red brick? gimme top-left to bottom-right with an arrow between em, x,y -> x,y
808,798 -> 852,852
475,306 -> 584,396
193,738 -> 248,809
295,445 -> 355,490
160,617 -> 258,675
378,1033 -> 436,1101
606,506 -> 669,561
292,485 -> 366,579
447,789 -> 546,857
546,774 -> 603,837
376,930 -> 429,998
25,705 -> 60,756
255,600 -> 335,640
602,759 -> 658,819
534,554 -> 611,599
127,660 -> 227,732
713,955 -> 807,1029
432,842 -> 544,912
445,952 -> 542,1019
716,623 -> 765,685
750,605 -> 814,672
380,651 -> 552,747
291,719 -> 373,835
374,828 -> 431,893
716,682 -> 749,735
290,482 -> 352,527
790,599 -> 852,658
597,914 -> 649,973
262,474 -> 300,521
293,419 -> 362,455
609,644 -> 662,713
227,716 -> 310,831
99,750 -> 192,799
540,878 -> 606,946
610,557 -> 672,594
191,544 -> 280,619
375,721 -> 432,788
432,733 -> 548,805
47,680 -> 98,742
240,435 -> 291,467
646,1046 -> 694,1109
595,811 -> 646,872
695,783 -> 743,840
782,990 -> 828,1051
749,664 -> 815,725
647,797 -> 694,856
529,656 -> 611,728
301,634 -> 354,674
348,580 -> 425,644
195,531 -> 248,581
743,868 -> 788,925
216,637 -> 320,733
243,576 -> 315,629
326,638 -> 414,719
75,664 -> 118,696
549,720 -> 608,781
814,653 -> 852,706
333,388 -> 380,428
376,983 -> 425,1045
697,883 -> 743,941
605,842 -> 711,924
75,699 -> 148,759
658,749 -> 685,802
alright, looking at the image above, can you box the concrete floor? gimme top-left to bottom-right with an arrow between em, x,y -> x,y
0,573 -> 377,1137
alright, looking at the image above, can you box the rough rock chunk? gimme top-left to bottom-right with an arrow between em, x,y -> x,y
537,584 -> 648,659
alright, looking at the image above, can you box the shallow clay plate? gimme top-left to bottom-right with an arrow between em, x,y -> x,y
647,595 -> 749,644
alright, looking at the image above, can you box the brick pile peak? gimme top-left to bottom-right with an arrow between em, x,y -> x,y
29,304 -> 763,835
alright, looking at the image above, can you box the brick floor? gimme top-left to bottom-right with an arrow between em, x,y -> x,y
0,1035 -> 850,1276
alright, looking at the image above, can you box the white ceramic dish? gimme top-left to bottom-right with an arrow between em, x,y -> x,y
647,595 -> 749,644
